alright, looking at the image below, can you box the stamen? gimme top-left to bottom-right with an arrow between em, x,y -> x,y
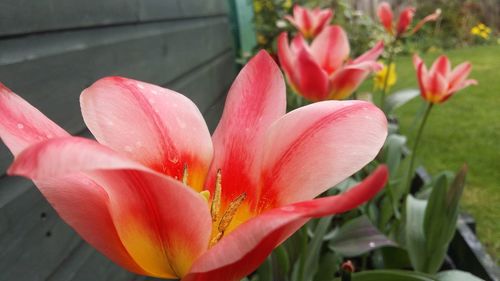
209,232 -> 223,247
210,169 -> 222,222
199,190 -> 210,202
182,163 -> 188,185
209,192 -> 247,246
218,192 -> 247,232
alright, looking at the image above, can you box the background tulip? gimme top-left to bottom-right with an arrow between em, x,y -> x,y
413,54 -> 477,104
377,1 -> 440,37
284,5 -> 333,39
278,26 -> 383,101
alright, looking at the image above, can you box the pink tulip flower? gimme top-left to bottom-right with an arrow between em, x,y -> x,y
278,26 -> 384,101
413,54 -> 477,104
285,5 -> 333,39
377,2 -> 439,37
0,51 -> 388,280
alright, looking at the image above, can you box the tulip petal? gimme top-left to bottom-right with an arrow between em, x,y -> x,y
426,72 -> 448,103
310,25 -> 350,75
413,55 -> 429,100
10,137 -> 212,278
351,41 -> 384,65
313,9 -> 334,37
396,7 -> 415,35
81,76 -> 213,191
430,55 -> 451,78
411,10 -> 440,34
209,51 -> 286,206
258,100 -> 387,207
183,166 -> 388,281
35,175 -> 149,276
277,33 -> 301,91
448,62 -> 472,91
328,62 -> 381,100
0,83 -> 69,156
294,39 -> 330,101
377,2 -> 393,34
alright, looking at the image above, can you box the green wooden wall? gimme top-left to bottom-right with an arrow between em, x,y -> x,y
0,1 -> 236,280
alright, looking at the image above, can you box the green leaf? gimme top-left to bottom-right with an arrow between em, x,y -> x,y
384,89 -> 420,113
436,270 -> 484,281
274,245 -> 290,276
313,252 -> 341,281
303,217 -> 332,280
333,270 -> 437,281
384,134 -> 407,177
329,215 -> 396,257
256,256 -> 273,281
405,195 -> 428,271
421,166 -> 466,273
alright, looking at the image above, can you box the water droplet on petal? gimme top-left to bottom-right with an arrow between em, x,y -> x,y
17,123 -> 24,129
281,206 -> 295,212
369,242 -> 376,248
137,84 -> 145,89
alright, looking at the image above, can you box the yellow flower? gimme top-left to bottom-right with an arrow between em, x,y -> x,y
471,23 -> 491,40
374,62 -> 397,91
480,32 -> 489,39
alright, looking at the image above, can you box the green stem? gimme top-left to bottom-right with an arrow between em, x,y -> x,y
298,227 -> 308,281
406,102 -> 434,194
380,39 -> 397,111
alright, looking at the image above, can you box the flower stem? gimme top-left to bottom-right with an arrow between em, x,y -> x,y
380,39 -> 396,111
405,102 -> 433,194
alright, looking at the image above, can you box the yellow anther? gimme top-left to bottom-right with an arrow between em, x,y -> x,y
218,192 -> 247,233
209,192 -> 247,247
209,232 -> 224,247
182,163 -> 188,185
199,190 -> 210,202
210,169 -> 222,222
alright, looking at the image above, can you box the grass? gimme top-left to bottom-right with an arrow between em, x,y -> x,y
363,44 -> 500,262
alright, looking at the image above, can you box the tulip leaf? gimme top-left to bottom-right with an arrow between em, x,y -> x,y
329,215 -> 396,257
333,270 -> 437,281
256,256 -> 273,281
384,89 -> 420,113
405,195 -> 428,271
422,166 -> 467,273
405,166 -> 467,274
383,134 -> 407,177
303,217 -> 332,280
274,245 -> 291,276
435,270 -> 484,281
313,252 -> 341,281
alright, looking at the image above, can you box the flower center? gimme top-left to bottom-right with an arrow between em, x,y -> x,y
181,166 -> 248,247
208,169 -> 247,247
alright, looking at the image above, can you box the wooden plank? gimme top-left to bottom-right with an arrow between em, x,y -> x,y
46,243 -> 136,281
0,178 -> 81,280
0,0 -> 228,37
171,51 -> 235,114
0,17 -> 233,174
